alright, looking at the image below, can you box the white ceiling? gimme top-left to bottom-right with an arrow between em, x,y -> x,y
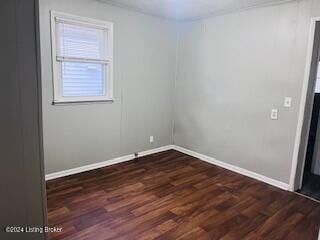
98,0 -> 296,21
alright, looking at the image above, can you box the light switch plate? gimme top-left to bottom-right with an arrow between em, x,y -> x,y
271,109 -> 278,120
284,97 -> 292,107
149,136 -> 154,143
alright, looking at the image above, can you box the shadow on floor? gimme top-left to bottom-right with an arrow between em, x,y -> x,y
298,172 -> 320,201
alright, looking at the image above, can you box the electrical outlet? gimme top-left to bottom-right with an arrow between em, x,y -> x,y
284,97 -> 292,108
149,136 -> 154,143
271,109 -> 278,120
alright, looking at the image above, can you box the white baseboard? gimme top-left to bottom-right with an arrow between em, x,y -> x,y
138,145 -> 175,157
45,144 -> 289,191
45,145 -> 173,181
172,145 -> 289,191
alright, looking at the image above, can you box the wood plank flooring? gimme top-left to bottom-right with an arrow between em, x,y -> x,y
46,150 -> 320,240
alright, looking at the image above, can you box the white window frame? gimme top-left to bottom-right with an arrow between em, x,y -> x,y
50,11 -> 114,104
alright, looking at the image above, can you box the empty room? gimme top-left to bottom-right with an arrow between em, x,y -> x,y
3,0 -> 320,239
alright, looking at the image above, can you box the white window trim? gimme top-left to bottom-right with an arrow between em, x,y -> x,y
50,11 -> 114,105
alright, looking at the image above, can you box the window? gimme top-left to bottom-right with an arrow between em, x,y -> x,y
51,11 -> 113,104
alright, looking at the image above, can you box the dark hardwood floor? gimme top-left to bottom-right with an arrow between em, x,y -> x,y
47,150 -> 320,240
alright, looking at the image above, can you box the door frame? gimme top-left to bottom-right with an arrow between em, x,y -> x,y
289,17 -> 320,191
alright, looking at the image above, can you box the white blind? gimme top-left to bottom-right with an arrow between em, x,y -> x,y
56,20 -> 108,62
62,62 -> 106,97
55,18 -> 109,97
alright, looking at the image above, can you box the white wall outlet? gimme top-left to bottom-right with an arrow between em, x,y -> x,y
284,97 -> 292,107
149,136 -> 154,143
271,109 -> 278,120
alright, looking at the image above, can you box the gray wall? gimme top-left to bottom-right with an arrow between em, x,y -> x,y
40,0 -> 320,185
0,0 -> 46,239
174,0 -> 320,184
40,0 -> 177,174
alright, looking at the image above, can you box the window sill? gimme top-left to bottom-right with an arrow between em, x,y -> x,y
52,98 -> 114,106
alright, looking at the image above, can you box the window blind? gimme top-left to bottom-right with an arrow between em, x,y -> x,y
56,20 -> 108,62
55,19 -> 108,97
62,62 -> 106,97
